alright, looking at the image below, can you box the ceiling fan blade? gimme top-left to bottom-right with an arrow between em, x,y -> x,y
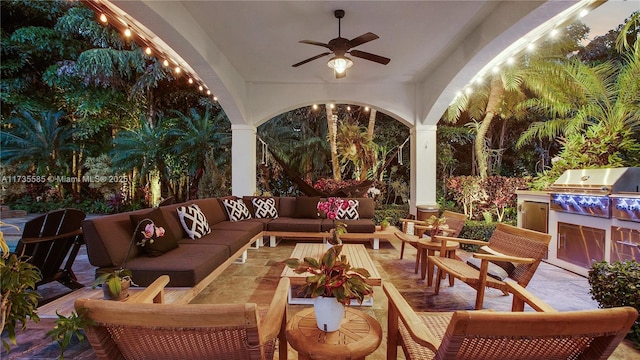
348,32 -> 379,48
350,50 -> 390,65
299,40 -> 331,49
292,52 -> 332,67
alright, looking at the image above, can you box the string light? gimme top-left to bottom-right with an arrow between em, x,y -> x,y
312,104 -> 318,110
92,10 -> 216,101
364,106 -> 370,112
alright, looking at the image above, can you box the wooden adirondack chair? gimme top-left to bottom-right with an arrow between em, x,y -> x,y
14,208 -> 86,304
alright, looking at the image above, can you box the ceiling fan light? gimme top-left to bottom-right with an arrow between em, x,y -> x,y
327,56 -> 353,74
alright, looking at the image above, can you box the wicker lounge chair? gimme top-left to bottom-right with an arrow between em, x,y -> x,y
396,211 -> 466,274
384,281 -> 637,360
429,222 -> 551,309
76,275 -> 289,360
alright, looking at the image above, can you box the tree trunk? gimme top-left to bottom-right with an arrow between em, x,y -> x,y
476,75 -> 504,179
367,108 -> 376,140
496,118 -> 508,172
326,104 -> 341,182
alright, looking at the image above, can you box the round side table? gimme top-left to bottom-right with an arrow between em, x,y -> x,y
417,238 -> 459,286
286,306 -> 382,360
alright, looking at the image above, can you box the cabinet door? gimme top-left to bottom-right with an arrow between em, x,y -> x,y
557,222 -> 605,269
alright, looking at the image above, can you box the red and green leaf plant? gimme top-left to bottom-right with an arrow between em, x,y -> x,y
284,245 -> 373,305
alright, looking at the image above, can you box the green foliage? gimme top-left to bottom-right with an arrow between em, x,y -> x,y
588,260 -> 640,348
480,176 -> 530,222
46,308 -> 94,360
284,244 -> 373,305
458,220 -> 497,242
374,204 -> 409,228
0,110 -> 79,175
1,253 -> 42,352
447,176 -> 485,219
92,269 -> 132,297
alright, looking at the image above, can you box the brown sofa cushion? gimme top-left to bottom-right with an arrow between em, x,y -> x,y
125,244 -> 230,287
193,198 -> 228,225
294,196 -> 320,218
321,218 -> 376,233
354,198 -> 375,218
130,208 -> 180,257
277,197 -> 297,217
267,218 -> 322,232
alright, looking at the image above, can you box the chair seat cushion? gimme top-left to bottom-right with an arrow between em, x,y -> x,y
478,245 -> 517,275
466,257 -> 510,280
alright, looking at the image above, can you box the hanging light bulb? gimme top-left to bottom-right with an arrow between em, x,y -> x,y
213,96 -> 218,101
145,47 -> 152,55
327,55 -> 353,79
188,78 -> 194,84
206,90 -> 211,95
198,85 -> 203,91
163,59 -> 169,67
312,104 -> 318,110
174,66 -> 181,74
99,14 -> 108,23
123,28 -> 132,38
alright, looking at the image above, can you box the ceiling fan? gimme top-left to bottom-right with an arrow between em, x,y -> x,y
292,9 -> 390,79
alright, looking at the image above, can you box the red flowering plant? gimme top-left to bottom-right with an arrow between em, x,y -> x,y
317,197 -> 349,245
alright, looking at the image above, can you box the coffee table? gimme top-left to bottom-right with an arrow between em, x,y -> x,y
286,307 -> 382,360
281,243 -> 382,305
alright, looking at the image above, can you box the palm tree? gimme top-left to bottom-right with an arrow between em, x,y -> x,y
168,106 -> 231,197
444,23 -> 589,178
517,43 -> 640,150
110,115 -> 170,202
336,122 -> 377,180
1,110 -> 79,175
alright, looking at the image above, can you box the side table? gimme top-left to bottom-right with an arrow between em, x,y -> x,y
417,238 -> 459,286
286,307 -> 382,360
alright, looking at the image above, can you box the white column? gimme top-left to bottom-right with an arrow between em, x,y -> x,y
410,124 -> 438,215
231,124 -> 257,196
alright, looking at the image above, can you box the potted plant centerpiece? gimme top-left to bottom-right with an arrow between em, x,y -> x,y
425,214 -> 449,238
93,219 -> 164,300
284,244 -> 373,332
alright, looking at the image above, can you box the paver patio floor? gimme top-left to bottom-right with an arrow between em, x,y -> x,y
2,214 -> 637,359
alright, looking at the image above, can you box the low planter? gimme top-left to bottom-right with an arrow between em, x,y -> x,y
102,278 -> 130,301
313,296 -> 344,332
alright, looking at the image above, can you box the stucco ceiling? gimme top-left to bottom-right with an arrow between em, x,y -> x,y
92,1 -> 600,126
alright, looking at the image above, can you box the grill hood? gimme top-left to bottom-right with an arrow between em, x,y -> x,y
549,167 -> 640,194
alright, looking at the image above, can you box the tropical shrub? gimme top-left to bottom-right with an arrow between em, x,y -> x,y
447,176 -> 486,219
588,260 -> 640,348
480,176 -> 530,222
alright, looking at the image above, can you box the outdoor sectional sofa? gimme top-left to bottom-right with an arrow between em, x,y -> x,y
82,196 -> 376,291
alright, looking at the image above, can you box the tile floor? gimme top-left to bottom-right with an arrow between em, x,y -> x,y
2,215 -> 638,359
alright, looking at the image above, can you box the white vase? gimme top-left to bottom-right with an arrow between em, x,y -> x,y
313,296 -> 345,332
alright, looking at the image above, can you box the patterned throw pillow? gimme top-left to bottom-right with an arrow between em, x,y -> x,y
223,198 -> 252,222
252,197 -> 278,219
336,199 -> 359,220
177,204 -> 211,240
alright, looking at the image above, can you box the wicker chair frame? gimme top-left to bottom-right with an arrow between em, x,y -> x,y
429,222 -> 551,310
75,276 -> 289,360
384,281 -> 637,360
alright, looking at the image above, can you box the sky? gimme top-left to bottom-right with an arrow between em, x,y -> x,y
582,0 -> 639,41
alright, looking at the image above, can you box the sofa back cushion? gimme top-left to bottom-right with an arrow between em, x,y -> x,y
82,211 -> 146,268
193,198 -> 228,225
353,197 -> 375,218
277,197 -> 297,218
294,196 -> 320,218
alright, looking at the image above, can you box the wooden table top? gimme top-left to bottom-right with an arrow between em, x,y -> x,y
280,243 -> 382,286
286,307 -> 382,360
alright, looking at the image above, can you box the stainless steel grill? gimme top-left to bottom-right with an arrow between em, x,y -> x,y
548,168 -> 640,220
